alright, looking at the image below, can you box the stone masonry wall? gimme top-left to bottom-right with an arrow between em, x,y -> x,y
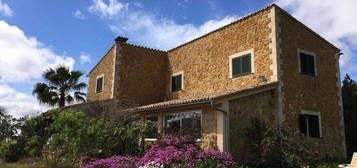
229,90 -> 277,162
166,7 -> 275,100
87,44 -> 116,102
116,44 -> 168,108
277,7 -> 346,157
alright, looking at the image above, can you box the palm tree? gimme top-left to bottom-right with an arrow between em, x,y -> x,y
33,66 -> 87,108
0,107 -> 5,117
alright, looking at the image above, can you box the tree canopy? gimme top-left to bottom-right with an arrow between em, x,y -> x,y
33,66 -> 87,108
342,74 -> 357,157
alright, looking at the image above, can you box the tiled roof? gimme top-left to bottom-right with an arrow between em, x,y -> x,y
124,82 -> 278,113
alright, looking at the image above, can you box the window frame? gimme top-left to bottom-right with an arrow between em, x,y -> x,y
170,71 -> 184,92
300,110 -> 322,138
95,74 -> 104,93
297,49 -> 317,77
229,49 -> 255,78
163,110 -> 202,140
144,115 -> 159,141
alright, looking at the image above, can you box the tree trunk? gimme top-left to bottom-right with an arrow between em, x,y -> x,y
59,92 -> 65,108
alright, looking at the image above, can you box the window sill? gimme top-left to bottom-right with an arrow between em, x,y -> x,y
232,72 -> 253,78
171,89 -> 182,93
144,138 -> 158,142
300,72 -> 317,77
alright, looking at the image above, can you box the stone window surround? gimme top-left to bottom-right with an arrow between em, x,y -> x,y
95,74 -> 104,93
228,49 -> 255,78
297,48 -> 318,77
300,109 -> 322,138
170,71 -> 184,92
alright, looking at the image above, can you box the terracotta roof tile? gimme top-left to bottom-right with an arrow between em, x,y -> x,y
124,82 -> 278,113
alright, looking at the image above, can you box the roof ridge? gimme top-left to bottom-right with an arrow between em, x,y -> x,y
123,43 -> 166,53
167,3 -> 277,52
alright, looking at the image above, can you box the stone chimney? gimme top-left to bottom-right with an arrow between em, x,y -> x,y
114,36 -> 128,43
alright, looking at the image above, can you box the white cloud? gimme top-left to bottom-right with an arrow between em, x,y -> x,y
88,0 -> 128,18
275,0 -> 357,75
0,84 -> 47,118
0,0 -> 12,17
0,20 -> 75,83
88,0 -> 237,50
73,9 -> 85,20
80,52 -> 91,64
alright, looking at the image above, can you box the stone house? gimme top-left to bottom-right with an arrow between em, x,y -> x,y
71,4 -> 347,159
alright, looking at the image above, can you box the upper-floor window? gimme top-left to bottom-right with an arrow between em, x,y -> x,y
298,49 -> 316,76
229,49 -> 254,78
96,75 -> 104,93
299,110 -> 321,138
171,72 -> 183,92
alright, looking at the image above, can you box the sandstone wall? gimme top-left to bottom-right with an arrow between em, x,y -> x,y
277,7 -> 345,157
166,7 -> 275,100
87,44 -> 116,101
229,90 -> 277,162
116,44 -> 168,108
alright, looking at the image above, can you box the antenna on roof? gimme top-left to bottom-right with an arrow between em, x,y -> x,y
115,36 -> 128,43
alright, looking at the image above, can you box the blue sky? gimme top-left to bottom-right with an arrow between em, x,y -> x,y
0,0 -> 356,117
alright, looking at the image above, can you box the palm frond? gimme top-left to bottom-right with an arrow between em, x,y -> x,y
73,82 -> 87,90
74,92 -> 86,102
33,83 -> 59,106
65,95 -> 74,104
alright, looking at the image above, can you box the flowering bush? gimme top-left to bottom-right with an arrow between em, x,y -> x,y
82,136 -> 237,168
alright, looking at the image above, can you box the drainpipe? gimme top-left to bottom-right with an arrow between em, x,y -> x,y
210,100 -> 229,152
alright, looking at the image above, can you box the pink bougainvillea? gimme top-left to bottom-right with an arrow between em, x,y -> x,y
82,136 -> 237,168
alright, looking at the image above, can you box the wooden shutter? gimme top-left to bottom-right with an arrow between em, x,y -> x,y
299,115 -> 307,136
232,53 -> 251,77
171,74 -> 182,92
308,115 -> 320,138
300,53 -> 315,76
242,54 -> 251,74
96,77 -> 103,93
232,57 -> 241,77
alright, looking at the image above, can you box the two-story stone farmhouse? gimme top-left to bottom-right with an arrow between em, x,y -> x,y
66,4 -> 346,159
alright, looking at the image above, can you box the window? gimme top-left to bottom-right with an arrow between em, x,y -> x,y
171,73 -> 183,92
145,116 -> 159,139
96,75 -> 104,93
164,111 -> 201,139
299,112 -> 321,138
298,50 -> 316,76
230,50 -> 254,78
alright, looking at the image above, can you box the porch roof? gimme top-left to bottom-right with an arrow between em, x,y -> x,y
123,82 -> 278,114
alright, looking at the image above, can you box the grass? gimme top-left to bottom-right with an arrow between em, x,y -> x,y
0,159 -> 74,168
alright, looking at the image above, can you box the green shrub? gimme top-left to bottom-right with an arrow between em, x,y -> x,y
4,142 -> 24,162
44,110 -> 146,166
245,118 -> 319,168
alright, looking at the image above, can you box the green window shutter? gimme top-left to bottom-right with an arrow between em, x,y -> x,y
242,54 -> 251,74
96,77 -> 103,93
232,53 -> 251,77
299,114 -> 307,136
308,115 -> 320,138
171,74 -> 182,92
300,53 -> 315,76
232,57 -> 241,77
